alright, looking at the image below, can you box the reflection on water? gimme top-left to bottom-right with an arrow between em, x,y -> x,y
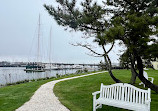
0,67 -> 78,87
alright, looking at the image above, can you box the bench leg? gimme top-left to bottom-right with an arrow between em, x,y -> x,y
93,105 -> 96,111
93,102 -> 96,111
93,96 -> 96,111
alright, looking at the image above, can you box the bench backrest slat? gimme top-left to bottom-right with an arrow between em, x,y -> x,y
104,88 -> 106,98
133,89 -> 135,103
124,87 -> 126,101
136,90 -> 138,103
121,86 -> 124,101
145,92 -> 147,103
109,88 -> 111,99
139,91 -> 141,104
119,86 -> 121,100
127,87 -> 130,102
100,83 -> 150,105
116,86 -> 119,100
114,86 -> 116,99
142,92 -> 144,104
130,88 -> 132,102
113,87 -> 115,99
107,88 -> 109,98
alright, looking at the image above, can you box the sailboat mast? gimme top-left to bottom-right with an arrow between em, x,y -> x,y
49,26 -> 52,69
37,15 -> 41,63
24,15 -> 45,72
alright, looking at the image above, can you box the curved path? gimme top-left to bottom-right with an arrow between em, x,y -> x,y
16,71 -> 107,111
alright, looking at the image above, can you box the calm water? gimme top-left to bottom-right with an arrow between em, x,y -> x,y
0,67 -> 78,86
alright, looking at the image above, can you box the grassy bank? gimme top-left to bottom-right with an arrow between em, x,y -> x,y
0,79 -> 51,111
54,69 -> 158,111
0,71 -> 98,111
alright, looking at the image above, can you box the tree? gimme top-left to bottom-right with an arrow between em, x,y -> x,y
119,49 -> 138,84
98,60 -> 107,70
119,50 -> 130,70
44,0 -> 158,92
104,0 -> 158,92
44,0 -> 122,83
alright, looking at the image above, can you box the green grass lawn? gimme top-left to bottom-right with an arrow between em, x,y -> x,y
54,69 -> 158,111
0,71 -> 97,111
0,79 -> 53,111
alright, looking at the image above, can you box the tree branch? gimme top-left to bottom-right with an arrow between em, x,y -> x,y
86,53 -> 104,57
124,0 -> 138,12
107,41 -> 115,54
138,0 -> 146,11
71,43 -> 104,56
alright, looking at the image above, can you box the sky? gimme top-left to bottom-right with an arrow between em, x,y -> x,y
0,0 -> 123,64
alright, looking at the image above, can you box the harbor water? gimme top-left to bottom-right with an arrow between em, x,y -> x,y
0,67 -> 80,87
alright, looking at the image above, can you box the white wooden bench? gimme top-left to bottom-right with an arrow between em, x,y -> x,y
139,71 -> 154,88
92,83 -> 151,111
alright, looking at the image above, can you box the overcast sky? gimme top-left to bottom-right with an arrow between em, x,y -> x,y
0,0 -> 123,64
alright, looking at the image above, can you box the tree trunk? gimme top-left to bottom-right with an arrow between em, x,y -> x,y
135,53 -> 158,93
102,44 -> 122,83
130,65 -> 137,84
103,55 -> 121,83
130,54 -> 137,84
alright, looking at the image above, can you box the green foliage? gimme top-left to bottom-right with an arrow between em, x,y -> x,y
0,79 -> 52,111
44,0 -> 158,90
102,1 -> 158,74
119,50 -> 131,69
108,1 -> 158,56
44,0 -> 112,46
44,0 -> 158,59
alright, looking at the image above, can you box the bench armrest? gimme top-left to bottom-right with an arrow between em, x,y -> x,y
145,98 -> 151,104
148,77 -> 154,83
92,91 -> 101,96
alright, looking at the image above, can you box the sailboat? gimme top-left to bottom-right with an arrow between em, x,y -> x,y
24,15 -> 45,72
45,26 -> 59,70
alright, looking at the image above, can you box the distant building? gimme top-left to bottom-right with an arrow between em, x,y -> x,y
0,61 -> 11,66
0,61 -> 28,67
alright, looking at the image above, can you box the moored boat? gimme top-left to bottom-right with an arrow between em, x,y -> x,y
24,62 -> 45,72
24,15 -> 46,72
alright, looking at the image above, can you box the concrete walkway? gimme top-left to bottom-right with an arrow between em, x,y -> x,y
16,71 -> 107,111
